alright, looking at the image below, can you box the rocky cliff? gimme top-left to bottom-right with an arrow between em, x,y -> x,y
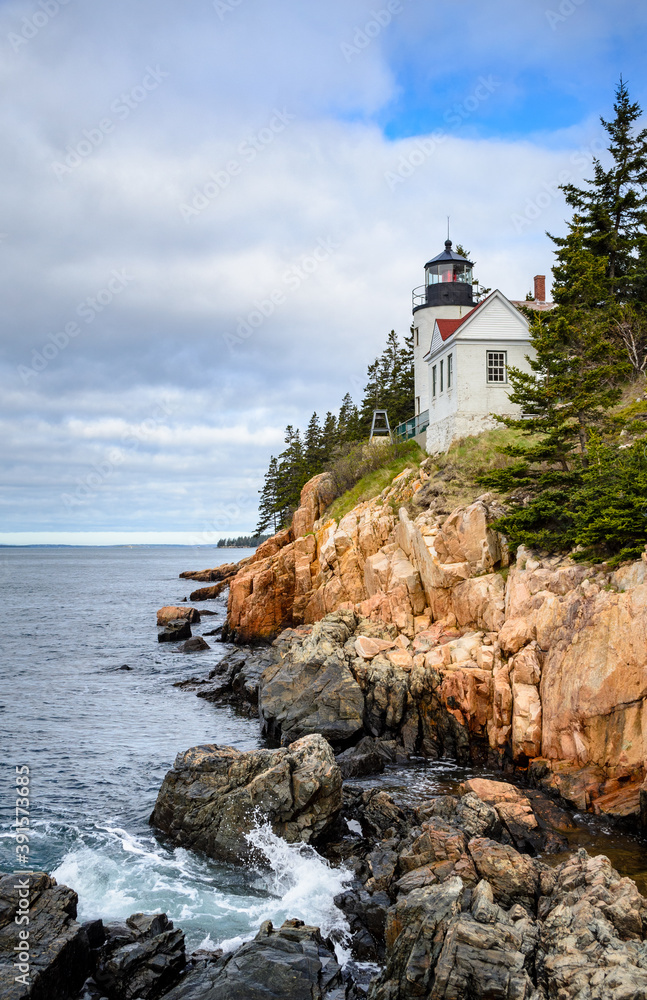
224,465 -> 647,822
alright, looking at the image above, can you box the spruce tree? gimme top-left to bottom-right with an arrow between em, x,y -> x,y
275,426 -> 306,525
256,456 -> 280,534
359,330 -> 415,433
304,412 -> 323,476
321,411 -> 338,456
549,78 -> 647,304
480,309 -> 630,550
338,392 -> 361,443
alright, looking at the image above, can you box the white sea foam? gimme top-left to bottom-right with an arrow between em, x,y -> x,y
237,821 -> 353,963
51,819 -> 353,960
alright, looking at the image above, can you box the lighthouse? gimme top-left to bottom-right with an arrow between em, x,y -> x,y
402,238 -> 542,454
411,239 -> 475,419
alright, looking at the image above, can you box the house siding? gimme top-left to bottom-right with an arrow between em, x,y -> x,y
422,292 -> 535,454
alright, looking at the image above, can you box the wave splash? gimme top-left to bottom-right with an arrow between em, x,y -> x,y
235,820 -> 353,958
51,819 -> 353,960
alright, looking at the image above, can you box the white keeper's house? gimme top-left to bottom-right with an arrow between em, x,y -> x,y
397,239 -> 552,454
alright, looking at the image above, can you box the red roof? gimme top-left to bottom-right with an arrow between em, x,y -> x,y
435,292 -> 493,341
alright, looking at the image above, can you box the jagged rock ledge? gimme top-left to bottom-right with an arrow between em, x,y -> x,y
208,467 -> 647,826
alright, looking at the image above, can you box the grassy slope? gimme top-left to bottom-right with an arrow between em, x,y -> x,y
326,441 -> 425,522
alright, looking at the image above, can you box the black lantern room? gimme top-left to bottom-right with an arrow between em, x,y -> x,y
413,240 -> 475,311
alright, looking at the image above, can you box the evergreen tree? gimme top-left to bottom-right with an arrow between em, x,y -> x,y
256,456 -> 280,534
549,78 -> 647,304
570,438 -> 647,564
455,244 -> 491,300
275,426 -> 306,525
321,411 -> 338,455
304,412 -> 323,476
551,225 -> 609,308
338,392 -> 361,443
359,357 -> 382,434
480,309 -> 631,550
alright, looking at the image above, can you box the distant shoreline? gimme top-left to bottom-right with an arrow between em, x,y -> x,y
0,543 -> 258,549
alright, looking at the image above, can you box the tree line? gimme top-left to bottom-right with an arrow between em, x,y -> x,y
482,78 -> 647,565
256,329 -> 414,533
216,534 -> 270,548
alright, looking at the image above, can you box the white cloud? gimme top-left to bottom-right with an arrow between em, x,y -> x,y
0,0 -> 642,536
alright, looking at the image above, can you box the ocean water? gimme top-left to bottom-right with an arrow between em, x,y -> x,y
0,546 -> 351,951
3,547 -> 647,957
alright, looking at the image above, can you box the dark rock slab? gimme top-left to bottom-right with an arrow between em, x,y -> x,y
336,737 -> 399,780
178,637 -> 211,653
0,872 -> 91,1000
92,911 -> 185,999
162,919 -> 343,1000
158,620 -> 192,643
260,611 -> 365,746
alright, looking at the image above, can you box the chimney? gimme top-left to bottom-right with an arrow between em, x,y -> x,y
534,274 -> 546,302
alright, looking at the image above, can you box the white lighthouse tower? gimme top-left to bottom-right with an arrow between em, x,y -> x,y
412,239 -> 475,419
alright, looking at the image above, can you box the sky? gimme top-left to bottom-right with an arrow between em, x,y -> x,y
0,0 -> 645,544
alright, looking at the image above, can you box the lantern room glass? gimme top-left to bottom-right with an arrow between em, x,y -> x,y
426,261 -> 473,286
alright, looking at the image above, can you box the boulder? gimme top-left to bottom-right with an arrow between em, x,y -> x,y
0,872 -> 91,1000
157,605 -> 200,625
259,612 -> 365,746
189,581 -> 231,601
334,885 -> 390,960
368,878 -> 464,1000
179,560 -> 244,582
178,637 -> 211,653
158,620 -> 192,643
371,873 -> 537,1000
467,837 -> 540,910
161,919 -> 343,1000
461,778 -> 568,854
536,850 -> 647,998
93,912 -> 185,999
335,737 -> 396,779
354,635 -> 396,659
150,734 -> 342,864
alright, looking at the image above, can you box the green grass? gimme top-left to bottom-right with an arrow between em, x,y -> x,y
418,426 -> 534,511
325,441 -> 425,523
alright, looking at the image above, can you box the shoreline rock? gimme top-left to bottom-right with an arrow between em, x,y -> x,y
218,465 -> 647,822
162,919 -> 343,1000
158,619 -> 192,643
149,734 -> 342,864
157,606 -> 201,625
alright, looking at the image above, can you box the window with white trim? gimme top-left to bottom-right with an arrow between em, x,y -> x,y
487,351 -> 507,384
415,327 -> 419,347
440,359 -> 444,392
447,353 -> 453,389
432,366 -> 437,398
